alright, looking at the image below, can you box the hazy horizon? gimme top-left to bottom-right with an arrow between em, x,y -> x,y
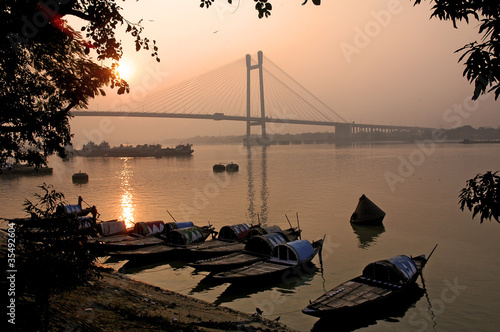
70,0 -> 500,145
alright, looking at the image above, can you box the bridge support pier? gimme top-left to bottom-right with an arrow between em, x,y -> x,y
335,123 -> 353,142
244,51 -> 270,146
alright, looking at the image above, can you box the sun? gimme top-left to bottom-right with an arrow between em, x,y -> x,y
115,59 -> 135,81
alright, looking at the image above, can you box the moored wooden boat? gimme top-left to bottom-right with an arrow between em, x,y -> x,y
107,224 -> 215,259
182,223 -> 252,258
212,238 -> 324,282
93,221 -> 210,253
350,194 -> 386,225
185,223 -> 301,258
302,245 -> 437,318
90,220 -> 167,252
72,171 -> 89,183
189,232 -> 289,272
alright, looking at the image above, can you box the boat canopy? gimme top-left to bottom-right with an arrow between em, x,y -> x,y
133,220 -> 165,235
218,223 -> 250,241
248,225 -> 283,237
245,233 -> 287,255
271,240 -> 315,264
362,255 -> 418,284
64,204 -> 82,214
99,220 -> 127,236
166,226 -> 204,245
164,221 -> 195,232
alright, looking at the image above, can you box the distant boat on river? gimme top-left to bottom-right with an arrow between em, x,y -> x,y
72,171 -> 89,183
0,164 -> 53,175
459,138 -> 500,144
74,141 -> 194,157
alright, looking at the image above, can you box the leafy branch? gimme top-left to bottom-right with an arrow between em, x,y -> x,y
459,171 -> 500,223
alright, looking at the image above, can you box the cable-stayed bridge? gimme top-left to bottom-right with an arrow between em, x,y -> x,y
72,51 -> 435,144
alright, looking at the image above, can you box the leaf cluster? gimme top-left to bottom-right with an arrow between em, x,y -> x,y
14,184 -> 100,324
1,0 -> 159,166
459,171 -> 500,223
413,1 -> 500,100
201,0 -> 320,19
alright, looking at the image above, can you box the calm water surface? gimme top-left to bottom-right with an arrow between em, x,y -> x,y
2,143 -> 500,331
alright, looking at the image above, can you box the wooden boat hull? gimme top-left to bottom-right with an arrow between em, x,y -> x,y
302,255 -> 427,318
93,236 -> 165,252
212,239 -> 323,282
182,240 -> 246,259
189,252 -> 268,272
108,243 -> 181,260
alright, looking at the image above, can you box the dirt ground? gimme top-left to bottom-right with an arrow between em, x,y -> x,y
0,230 -> 296,331
47,266 -> 297,331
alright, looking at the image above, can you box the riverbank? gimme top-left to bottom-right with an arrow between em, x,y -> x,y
0,230 -> 295,331
47,266 -> 296,331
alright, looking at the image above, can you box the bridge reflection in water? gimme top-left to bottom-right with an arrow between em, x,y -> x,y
246,145 -> 269,225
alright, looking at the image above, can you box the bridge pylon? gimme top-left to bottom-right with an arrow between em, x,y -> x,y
244,51 -> 270,146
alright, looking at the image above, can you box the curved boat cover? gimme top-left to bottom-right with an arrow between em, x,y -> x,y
248,225 -> 283,237
218,223 -> 250,241
271,239 -> 315,264
165,221 -> 195,231
245,233 -> 287,255
166,226 -> 204,245
64,204 -> 82,214
134,220 -> 165,235
99,220 -> 127,236
362,255 -> 418,284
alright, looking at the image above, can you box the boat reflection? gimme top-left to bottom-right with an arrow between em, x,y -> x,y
351,223 -> 385,249
118,258 -> 190,275
119,158 -> 135,228
190,263 -> 318,305
311,284 -> 425,332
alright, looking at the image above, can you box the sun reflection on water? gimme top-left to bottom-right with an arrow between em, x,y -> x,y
119,158 -> 135,229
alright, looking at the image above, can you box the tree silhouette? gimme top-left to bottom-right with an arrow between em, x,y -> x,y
459,171 -> 500,223
413,1 -> 500,100
14,184 -> 99,330
1,0 -> 159,167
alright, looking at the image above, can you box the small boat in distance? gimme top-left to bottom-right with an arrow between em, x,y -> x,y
0,163 -> 53,175
225,162 -> 239,172
350,194 -> 386,225
302,245 -> 437,318
72,171 -> 89,183
75,141 -> 194,157
213,163 -> 225,172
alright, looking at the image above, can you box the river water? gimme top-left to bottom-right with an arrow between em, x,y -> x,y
1,142 -> 499,331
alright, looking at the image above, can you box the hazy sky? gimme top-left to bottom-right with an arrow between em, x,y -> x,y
71,0 -> 500,146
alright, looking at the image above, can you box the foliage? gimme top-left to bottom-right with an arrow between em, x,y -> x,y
459,171 -> 500,223
15,183 -> 99,329
1,0 -> 159,167
201,0 -> 320,19
413,1 -> 500,100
